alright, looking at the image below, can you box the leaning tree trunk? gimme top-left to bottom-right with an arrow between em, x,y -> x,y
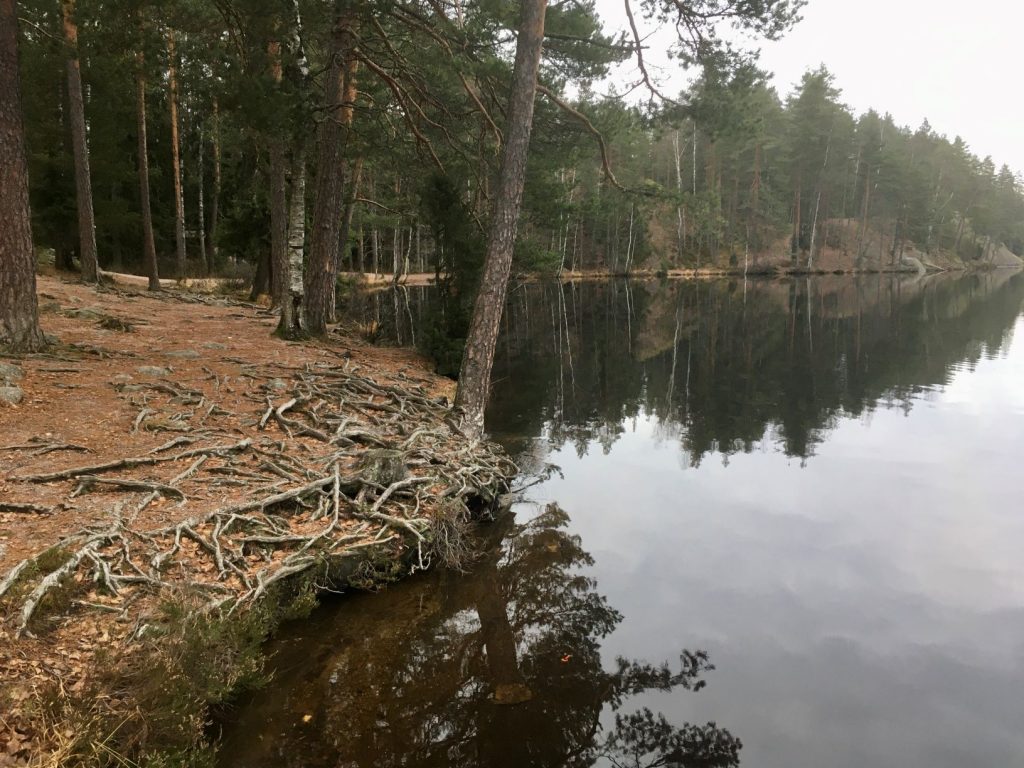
304,6 -> 355,336
454,0 -> 548,437
61,0 -> 98,283
167,29 -> 186,280
135,37 -> 160,290
0,1 -> 46,351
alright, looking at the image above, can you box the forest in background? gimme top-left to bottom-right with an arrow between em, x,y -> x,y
18,0 -> 1024,291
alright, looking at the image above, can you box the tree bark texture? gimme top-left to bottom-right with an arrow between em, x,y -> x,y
269,137 -> 288,308
268,41 -> 288,310
61,0 -> 98,282
327,53 -> 359,323
0,0 -> 46,351
304,5 -> 355,336
283,150 -> 306,334
454,0 -> 548,437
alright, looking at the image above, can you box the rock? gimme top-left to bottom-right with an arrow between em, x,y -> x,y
984,243 -> 1024,268
0,386 -> 24,405
38,301 -> 62,314
98,316 -> 135,332
111,373 -> 134,383
899,253 -> 927,275
136,365 -> 171,377
164,349 -> 200,359
201,342 -> 228,350
0,362 -> 23,383
62,307 -> 104,320
356,449 -> 408,486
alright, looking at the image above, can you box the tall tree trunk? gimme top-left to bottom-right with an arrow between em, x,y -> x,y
672,129 -> 684,261
356,224 -> 364,273
268,41 -> 288,311
304,6 -> 355,335
207,96 -> 220,265
0,0 -> 46,351
807,129 -> 832,271
281,150 -> 306,335
61,0 -> 98,282
326,52 -> 359,321
858,166 -> 872,264
454,0 -> 548,437
135,37 -> 160,290
196,121 -> 207,274
167,29 -> 186,279
249,250 -> 271,300
269,142 -> 288,306
371,225 -> 379,275
337,155 -> 363,273
792,180 -> 802,263
750,142 -> 761,264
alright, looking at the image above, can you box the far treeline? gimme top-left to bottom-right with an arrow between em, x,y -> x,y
3,0 -> 1023,424
16,0 -> 1024,288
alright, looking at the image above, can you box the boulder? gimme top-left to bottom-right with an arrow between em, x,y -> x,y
0,362 -> 23,383
0,386 -> 24,405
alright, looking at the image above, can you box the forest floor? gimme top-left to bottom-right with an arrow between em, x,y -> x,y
0,275 -> 512,765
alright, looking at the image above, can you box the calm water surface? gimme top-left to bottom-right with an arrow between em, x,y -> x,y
221,271 -> 1024,768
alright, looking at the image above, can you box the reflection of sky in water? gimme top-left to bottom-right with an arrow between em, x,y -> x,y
517,316 -> 1024,768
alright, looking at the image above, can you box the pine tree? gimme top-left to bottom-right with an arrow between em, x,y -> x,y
0,0 -> 46,351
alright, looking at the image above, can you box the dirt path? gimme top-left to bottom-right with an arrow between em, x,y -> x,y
0,276 -> 510,763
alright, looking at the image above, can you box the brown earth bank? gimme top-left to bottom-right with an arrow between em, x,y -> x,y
0,276 -> 513,766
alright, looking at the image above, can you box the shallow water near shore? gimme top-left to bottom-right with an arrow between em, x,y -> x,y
219,271 -> 1024,768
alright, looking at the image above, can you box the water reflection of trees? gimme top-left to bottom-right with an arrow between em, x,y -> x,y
224,505 -> 740,768
481,271 -> 1024,462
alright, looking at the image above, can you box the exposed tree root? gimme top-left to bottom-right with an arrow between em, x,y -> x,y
2,360 -> 515,641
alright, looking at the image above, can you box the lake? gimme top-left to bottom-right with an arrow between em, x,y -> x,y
220,271 -> 1024,768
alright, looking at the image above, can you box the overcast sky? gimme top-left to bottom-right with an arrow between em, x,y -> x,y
591,0 -> 1024,174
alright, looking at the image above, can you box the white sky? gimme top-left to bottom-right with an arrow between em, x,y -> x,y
591,0 -> 1024,174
